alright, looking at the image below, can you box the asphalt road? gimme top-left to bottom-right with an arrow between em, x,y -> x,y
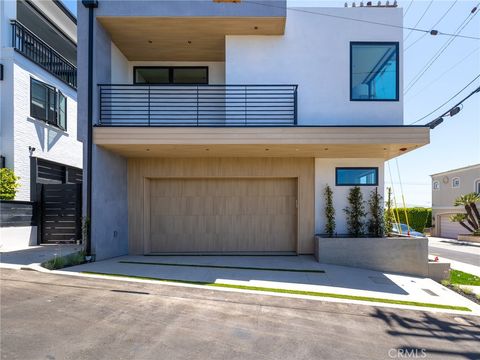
429,246 -> 480,266
1,269 -> 479,360
428,237 -> 480,266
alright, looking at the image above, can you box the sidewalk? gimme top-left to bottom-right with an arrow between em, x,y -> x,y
0,244 -> 82,269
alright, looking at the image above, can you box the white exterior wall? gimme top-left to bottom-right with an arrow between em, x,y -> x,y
110,42 -> 226,84
226,7 -> 403,125
10,52 -> 82,201
315,158 -> 385,235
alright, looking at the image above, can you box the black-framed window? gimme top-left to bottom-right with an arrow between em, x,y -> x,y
133,66 -> 208,84
30,78 -> 67,130
336,167 -> 379,186
350,42 -> 399,101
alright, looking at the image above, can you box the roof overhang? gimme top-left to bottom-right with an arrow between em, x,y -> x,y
97,16 -> 285,61
93,126 -> 430,159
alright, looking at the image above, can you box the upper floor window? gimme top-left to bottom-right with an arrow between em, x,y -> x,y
433,181 -> 440,190
30,78 -> 67,130
336,167 -> 378,186
134,67 -> 208,84
350,42 -> 399,101
475,179 -> 480,194
452,177 -> 460,188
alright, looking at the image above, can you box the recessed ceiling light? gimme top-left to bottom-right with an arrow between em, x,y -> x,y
265,148 -> 270,151
324,148 -> 329,151
187,40 -> 192,44
146,148 -> 150,151
254,26 -> 258,30
400,147 -> 407,151
148,40 -> 153,44
205,148 -> 210,151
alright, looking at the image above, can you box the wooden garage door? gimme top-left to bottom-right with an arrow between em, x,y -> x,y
149,178 -> 297,253
440,215 -> 464,239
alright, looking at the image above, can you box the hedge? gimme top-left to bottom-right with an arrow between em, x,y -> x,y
393,208 -> 432,233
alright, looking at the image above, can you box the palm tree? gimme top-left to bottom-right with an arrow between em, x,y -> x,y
451,193 -> 480,233
449,214 -> 474,233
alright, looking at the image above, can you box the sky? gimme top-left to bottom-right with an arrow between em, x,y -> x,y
62,0 -> 479,207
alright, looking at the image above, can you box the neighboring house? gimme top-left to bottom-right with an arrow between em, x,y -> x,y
78,0 -> 430,260
431,164 -> 480,239
0,0 -> 83,247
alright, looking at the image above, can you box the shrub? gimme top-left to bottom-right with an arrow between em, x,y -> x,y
0,168 -> 20,200
42,251 -> 86,270
324,185 -> 335,237
395,208 -> 431,233
367,187 -> 384,237
384,187 -> 395,236
344,186 -> 366,237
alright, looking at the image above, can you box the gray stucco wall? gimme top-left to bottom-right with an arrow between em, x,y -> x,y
315,236 -> 429,277
78,3 -> 128,260
92,0 -> 286,17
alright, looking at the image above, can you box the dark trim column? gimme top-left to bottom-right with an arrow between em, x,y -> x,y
82,0 -> 98,256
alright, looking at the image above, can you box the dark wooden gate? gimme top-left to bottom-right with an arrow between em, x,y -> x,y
40,184 -> 82,244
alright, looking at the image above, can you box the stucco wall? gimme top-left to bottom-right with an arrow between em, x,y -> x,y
316,236 -> 429,277
226,7 -> 403,125
431,165 -> 480,208
315,158 -> 385,235
77,7 -> 129,260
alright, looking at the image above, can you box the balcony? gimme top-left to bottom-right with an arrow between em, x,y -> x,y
98,84 -> 298,126
11,20 -> 77,89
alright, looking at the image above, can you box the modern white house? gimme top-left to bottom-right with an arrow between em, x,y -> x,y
0,0 -> 83,247
78,0 -> 430,260
431,164 -> 480,239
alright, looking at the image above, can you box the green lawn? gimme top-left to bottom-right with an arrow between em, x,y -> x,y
449,270 -> 480,286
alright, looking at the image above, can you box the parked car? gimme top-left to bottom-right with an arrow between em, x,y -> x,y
391,223 -> 424,237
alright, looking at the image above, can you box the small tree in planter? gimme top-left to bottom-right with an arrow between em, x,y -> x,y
344,186 -> 366,237
384,187 -> 395,236
0,168 -> 20,200
324,185 -> 335,237
367,187 -> 384,237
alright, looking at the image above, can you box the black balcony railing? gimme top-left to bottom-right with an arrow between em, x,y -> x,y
98,84 -> 298,126
11,20 -> 77,89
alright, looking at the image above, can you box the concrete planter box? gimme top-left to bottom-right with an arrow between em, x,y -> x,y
458,234 -> 480,243
315,236 -> 429,277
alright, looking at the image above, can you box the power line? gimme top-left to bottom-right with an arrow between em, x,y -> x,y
406,45 -> 480,100
244,1 -> 480,40
404,0 -> 458,52
404,3 -> 480,94
404,0 -> 433,42
404,0 -> 414,17
409,74 -> 480,125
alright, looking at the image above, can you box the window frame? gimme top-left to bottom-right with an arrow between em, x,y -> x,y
133,66 -> 209,85
433,181 -> 440,191
474,179 -> 480,194
30,77 -> 67,131
350,41 -> 400,102
452,177 -> 460,188
335,167 -> 379,186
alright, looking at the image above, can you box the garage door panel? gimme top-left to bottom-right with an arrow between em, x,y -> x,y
149,178 -> 297,253
440,215 -> 464,239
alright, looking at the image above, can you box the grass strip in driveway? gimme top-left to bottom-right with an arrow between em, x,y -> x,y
82,271 -> 471,312
118,261 -> 325,273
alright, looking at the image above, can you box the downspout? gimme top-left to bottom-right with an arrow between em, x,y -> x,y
82,0 -> 98,256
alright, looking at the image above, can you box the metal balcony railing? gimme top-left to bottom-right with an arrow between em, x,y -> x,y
98,84 -> 298,126
11,20 -> 77,89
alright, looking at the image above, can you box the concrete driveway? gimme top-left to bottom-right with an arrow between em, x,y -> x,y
64,255 -> 479,314
2,269 -> 479,360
